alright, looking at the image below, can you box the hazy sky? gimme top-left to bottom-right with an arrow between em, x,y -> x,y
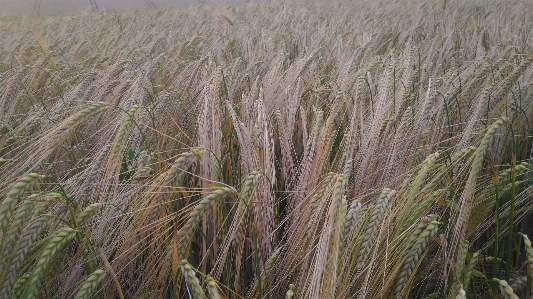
1,0 -> 251,15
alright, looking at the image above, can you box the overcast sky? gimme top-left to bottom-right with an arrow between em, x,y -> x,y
1,0 -> 252,15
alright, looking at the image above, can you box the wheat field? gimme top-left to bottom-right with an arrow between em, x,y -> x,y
1,0 -> 533,298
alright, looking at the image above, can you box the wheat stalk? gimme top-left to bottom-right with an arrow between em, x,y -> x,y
519,233 -> 533,296
0,200 -> 37,266
11,273 -> 30,298
24,227 -> 78,299
455,240 -> 470,287
395,220 -> 440,298
453,117 -> 509,267
0,173 -> 42,238
74,269 -> 107,299
1,2 -> 532,298
213,172 -> 260,280
345,198 -> 362,232
306,174 -> 345,299
247,246 -> 282,299
206,276 -> 225,299
357,188 -> 395,266
180,260 -> 206,299
45,102 -> 109,149
0,66 -> 27,117
177,187 -> 234,261
0,215 -> 50,297
75,203 -> 104,226
494,279 -> 519,299
0,192 -> 57,296
462,251 -> 478,291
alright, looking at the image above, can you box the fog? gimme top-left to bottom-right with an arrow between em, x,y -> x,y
1,0 -> 253,15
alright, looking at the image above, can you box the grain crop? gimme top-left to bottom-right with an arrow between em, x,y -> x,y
1,0 -> 533,297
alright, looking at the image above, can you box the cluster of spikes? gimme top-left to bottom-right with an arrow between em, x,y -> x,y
1,0 -> 533,298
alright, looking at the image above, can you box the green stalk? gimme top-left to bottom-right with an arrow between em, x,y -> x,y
364,76 -> 374,117
493,182 -> 500,277
239,177 -> 262,298
252,224 -> 262,299
393,66 -> 396,112
488,150 -> 501,279
506,150 -> 517,280
451,93 -> 462,133
441,92 -> 451,141
416,50 -> 421,104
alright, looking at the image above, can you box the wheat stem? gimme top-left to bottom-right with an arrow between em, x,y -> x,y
74,269 -> 106,299
0,173 -> 42,238
180,260 -> 206,299
494,278 -> 519,299
24,227 -> 78,299
395,220 -> 440,298
177,187 -> 234,261
206,276 -> 224,299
